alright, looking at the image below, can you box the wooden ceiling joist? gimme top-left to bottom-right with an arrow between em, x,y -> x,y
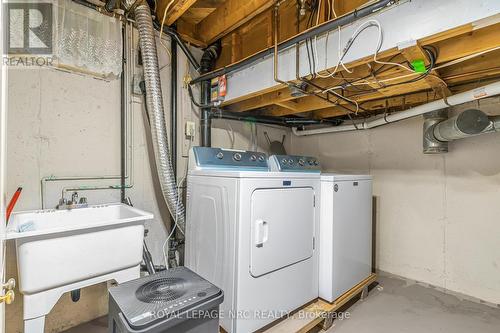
196,0 -> 275,45
158,0 -> 199,26
156,0 -> 500,121
400,43 -> 452,98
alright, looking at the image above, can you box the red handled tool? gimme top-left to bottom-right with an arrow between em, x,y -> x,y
6,187 -> 22,222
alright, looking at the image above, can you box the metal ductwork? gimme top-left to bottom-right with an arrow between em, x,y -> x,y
123,1 -> 185,234
423,109 -> 449,154
424,108 -> 500,154
433,109 -> 491,141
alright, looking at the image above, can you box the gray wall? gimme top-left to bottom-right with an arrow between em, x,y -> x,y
291,97 -> 500,305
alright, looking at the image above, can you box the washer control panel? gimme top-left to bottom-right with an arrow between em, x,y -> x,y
190,147 -> 268,170
269,155 -> 321,172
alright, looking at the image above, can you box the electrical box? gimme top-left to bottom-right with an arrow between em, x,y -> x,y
210,75 -> 227,103
185,121 -> 196,138
132,74 -> 143,95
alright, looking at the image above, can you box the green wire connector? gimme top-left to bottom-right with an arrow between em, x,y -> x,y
411,59 -> 426,73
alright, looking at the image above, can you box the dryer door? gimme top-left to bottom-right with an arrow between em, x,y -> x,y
250,187 -> 315,277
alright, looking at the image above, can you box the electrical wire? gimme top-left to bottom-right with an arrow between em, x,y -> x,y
159,0 -> 175,61
319,19 -> 417,81
226,121 -> 235,149
162,173 -> 186,268
322,46 -> 437,93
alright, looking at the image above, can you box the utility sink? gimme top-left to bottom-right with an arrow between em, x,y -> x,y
5,203 -> 153,333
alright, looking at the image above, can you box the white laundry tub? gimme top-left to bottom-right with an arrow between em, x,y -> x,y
5,203 -> 153,333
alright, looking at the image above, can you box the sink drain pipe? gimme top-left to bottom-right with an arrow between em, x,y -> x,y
122,0 -> 185,234
292,81 -> 500,136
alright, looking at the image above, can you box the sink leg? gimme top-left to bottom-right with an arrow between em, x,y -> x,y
24,316 -> 45,333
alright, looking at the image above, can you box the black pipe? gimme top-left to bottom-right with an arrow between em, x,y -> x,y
191,0 -> 394,84
105,0 -> 117,12
200,43 -> 222,147
200,84 -> 212,146
213,110 -> 338,127
153,21 -> 201,73
120,24 -> 126,203
142,240 -> 156,275
72,0 -> 99,11
171,38 -> 178,177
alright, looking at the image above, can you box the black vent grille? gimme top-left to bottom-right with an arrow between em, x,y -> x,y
135,278 -> 187,304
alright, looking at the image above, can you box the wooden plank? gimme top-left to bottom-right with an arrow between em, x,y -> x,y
400,43 -> 452,98
177,18 -> 207,47
224,87 -> 293,111
218,17 -> 500,118
314,90 -> 435,118
197,0 -> 275,45
264,274 -> 377,333
157,0 -> 199,26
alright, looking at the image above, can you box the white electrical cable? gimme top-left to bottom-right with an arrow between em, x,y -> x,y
162,169 -> 188,267
316,19 -> 415,80
226,121 -> 235,149
315,26 -> 348,78
159,0 -> 175,61
162,128 -> 191,267
322,44 -> 500,91
358,20 -> 414,73
316,0 -> 322,26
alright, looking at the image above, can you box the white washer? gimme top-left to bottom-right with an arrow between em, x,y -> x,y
186,147 -> 321,333
319,173 -> 373,303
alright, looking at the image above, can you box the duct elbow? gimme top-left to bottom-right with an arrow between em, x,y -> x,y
200,42 -> 222,74
433,109 -> 491,142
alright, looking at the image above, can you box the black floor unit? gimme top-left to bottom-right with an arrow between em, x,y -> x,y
108,267 -> 223,333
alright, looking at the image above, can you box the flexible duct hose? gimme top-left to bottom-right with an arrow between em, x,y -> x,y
124,1 -> 185,233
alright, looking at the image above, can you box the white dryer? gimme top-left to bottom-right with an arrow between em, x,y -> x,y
319,173 -> 373,303
185,147 -> 321,333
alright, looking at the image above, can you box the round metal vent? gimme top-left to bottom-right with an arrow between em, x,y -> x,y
135,278 -> 187,304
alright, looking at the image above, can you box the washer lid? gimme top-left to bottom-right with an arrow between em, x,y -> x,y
321,173 -> 372,182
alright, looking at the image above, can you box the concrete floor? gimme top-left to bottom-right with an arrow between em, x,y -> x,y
63,275 -> 500,333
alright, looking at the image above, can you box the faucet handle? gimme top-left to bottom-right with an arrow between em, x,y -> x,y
58,198 -> 67,206
71,192 -> 79,204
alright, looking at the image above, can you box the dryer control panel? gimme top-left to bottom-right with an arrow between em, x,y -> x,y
269,155 -> 321,172
189,147 -> 269,170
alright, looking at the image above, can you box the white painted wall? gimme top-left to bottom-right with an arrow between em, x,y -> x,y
290,97 -> 500,305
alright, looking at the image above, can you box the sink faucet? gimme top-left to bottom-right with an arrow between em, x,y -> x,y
57,191 -> 89,210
